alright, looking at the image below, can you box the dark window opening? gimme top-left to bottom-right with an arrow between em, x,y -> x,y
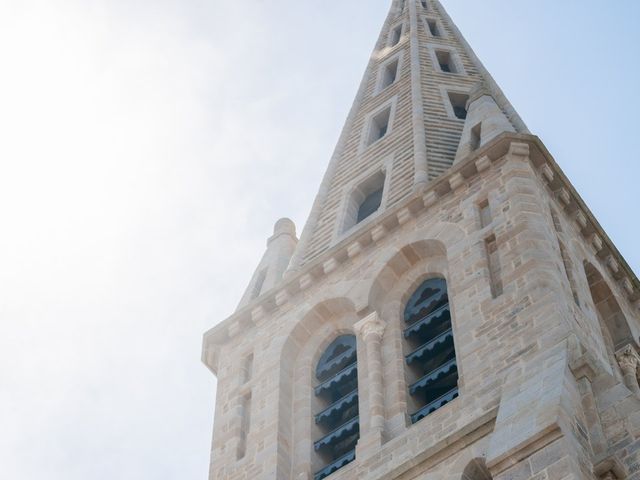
470,123 -> 482,151
380,58 -> 399,90
448,92 -> 469,120
313,335 -> 359,480
426,19 -> 440,37
478,199 -> 491,228
403,278 -> 459,424
421,1 -> 428,8
356,187 -> 383,224
368,107 -> 391,145
435,50 -> 457,73
390,24 -> 402,46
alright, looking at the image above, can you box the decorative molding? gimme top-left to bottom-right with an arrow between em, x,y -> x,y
474,155 -> 491,172
397,207 -> 413,225
323,258 -> 339,275
616,344 -> 640,395
557,187 -> 571,206
347,241 -> 363,259
591,234 -> 604,253
299,273 -> 313,290
202,134 -> 640,370
251,305 -> 266,324
574,210 -> 588,230
423,190 -> 438,208
449,172 -> 464,190
371,225 -> 388,243
507,141 -> 530,158
541,164 -> 554,183
616,344 -> 639,372
354,312 -> 386,341
275,290 -> 290,307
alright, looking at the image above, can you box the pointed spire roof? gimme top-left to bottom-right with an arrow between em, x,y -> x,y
284,0 -> 526,276
236,218 -> 298,311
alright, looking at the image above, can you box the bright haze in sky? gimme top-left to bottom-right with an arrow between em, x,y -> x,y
0,1 -> 638,479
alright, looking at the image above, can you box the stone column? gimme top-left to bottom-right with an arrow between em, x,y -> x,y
616,344 -> 640,396
354,312 -> 386,445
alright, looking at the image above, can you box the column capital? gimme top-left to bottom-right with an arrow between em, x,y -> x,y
616,344 -> 640,372
354,312 -> 386,341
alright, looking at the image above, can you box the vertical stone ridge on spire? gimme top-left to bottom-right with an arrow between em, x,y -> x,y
408,0 -> 429,189
285,0 -> 527,271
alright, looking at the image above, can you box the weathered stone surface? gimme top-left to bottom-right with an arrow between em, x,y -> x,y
201,1 -> 640,479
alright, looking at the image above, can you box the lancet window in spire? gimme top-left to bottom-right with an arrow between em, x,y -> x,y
313,335 -> 360,480
367,106 -> 391,146
379,57 -> 400,91
389,23 -> 403,47
403,278 -> 459,424
357,187 -> 383,224
436,50 -> 457,73
426,18 -> 440,37
342,171 -> 386,233
447,92 -> 469,120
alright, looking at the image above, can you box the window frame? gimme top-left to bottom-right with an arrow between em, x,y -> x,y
429,45 -> 466,75
332,157 -> 393,243
375,51 -> 403,95
312,334 -> 360,480
360,96 -> 398,152
387,21 -> 405,48
440,86 -> 471,120
401,276 -> 460,425
422,16 -> 446,39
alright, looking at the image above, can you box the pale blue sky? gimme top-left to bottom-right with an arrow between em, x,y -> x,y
0,1 -> 637,479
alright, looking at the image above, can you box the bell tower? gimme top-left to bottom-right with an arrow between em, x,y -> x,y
202,1 -> 640,480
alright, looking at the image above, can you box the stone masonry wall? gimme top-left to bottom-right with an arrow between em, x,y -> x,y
205,139 -> 640,480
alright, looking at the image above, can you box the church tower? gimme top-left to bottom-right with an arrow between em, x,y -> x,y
202,1 -> 640,479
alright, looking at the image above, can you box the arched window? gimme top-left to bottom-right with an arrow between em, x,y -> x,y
403,278 -> 459,424
313,335 -> 360,480
584,262 -> 634,371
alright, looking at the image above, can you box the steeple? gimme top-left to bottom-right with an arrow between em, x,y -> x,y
203,3 -> 640,480
284,0 -> 527,276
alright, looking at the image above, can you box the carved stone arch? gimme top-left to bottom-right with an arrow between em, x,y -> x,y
584,261 -> 634,350
583,261 -> 635,384
462,458 -> 492,479
351,221 -> 465,311
366,237 -> 449,312
361,237 -> 463,436
278,297 -> 359,480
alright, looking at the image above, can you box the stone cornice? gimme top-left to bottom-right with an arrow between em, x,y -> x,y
202,132 -> 640,375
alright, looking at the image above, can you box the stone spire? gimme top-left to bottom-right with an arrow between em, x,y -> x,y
286,0 -> 527,276
453,81 -> 515,164
236,218 -> 298,310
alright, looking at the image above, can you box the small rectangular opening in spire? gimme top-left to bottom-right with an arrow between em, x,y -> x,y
435,50 -> 457,73
367,107 -> 391,146
426,19 -> 440,37
380,58 -> 399,90
447,92 -> 469,120
470,123 -> 482,151
389,24 -> 403,47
